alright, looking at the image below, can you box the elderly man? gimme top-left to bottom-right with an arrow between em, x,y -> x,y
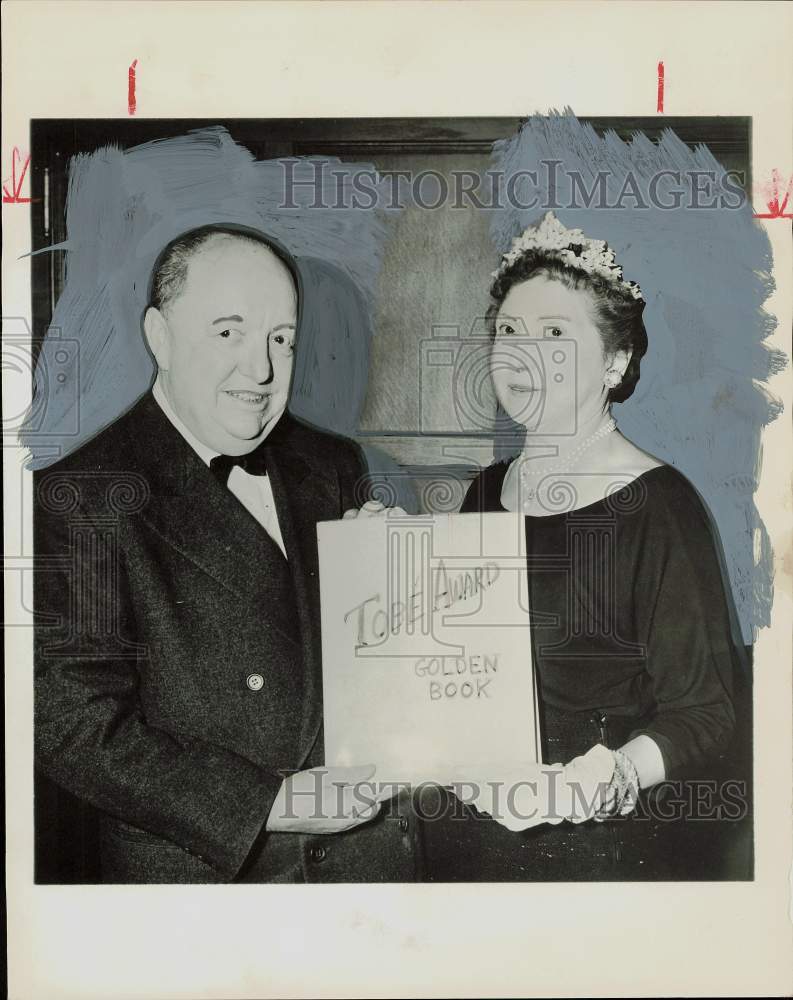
34,224 -> 420,883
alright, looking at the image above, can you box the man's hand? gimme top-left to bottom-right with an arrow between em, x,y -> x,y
265,764 -> 389,834
342,499 -> 408,519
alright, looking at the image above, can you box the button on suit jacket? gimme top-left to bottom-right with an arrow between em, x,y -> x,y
34,392 -> 421,883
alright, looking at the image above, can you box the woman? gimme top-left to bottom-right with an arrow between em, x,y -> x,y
418,212 -> 745,881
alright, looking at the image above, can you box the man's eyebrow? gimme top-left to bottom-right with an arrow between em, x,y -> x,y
538,315 -> 570,321
210,318 -> 297,331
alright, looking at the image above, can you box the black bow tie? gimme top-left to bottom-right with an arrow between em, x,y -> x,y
210,440 -> 270,486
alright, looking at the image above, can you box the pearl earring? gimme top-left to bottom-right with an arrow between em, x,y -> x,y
604,368 -> 623,389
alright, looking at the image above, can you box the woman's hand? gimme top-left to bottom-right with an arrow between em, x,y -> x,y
342,499 -> 408,519
448,745 -> 617,832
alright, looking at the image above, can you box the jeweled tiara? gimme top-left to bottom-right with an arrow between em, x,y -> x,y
493,211 -> 644,302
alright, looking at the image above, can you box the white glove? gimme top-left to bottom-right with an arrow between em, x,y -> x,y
449,744 -> 617,832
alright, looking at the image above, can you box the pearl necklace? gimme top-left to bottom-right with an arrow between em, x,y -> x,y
517,417 -> 618,505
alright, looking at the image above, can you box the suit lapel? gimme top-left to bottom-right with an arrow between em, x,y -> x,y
265,417 -> 341,763
134,398 -> 299,625
131,396 -> 341,766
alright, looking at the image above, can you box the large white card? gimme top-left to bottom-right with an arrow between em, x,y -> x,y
318,512 -> 540,784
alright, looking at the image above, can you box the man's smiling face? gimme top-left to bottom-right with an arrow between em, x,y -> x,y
146,234 -> 298,455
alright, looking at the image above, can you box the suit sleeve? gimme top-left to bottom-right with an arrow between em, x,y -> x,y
34,486 -> 283,879
336,436 -> 368,512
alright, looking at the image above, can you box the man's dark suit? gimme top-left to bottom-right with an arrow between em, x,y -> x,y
34,392 -> 421,883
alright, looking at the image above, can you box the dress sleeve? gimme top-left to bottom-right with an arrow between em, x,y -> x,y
629,473 -> 739,778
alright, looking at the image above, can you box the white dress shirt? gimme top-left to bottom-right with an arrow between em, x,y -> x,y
153,378 -> 288,559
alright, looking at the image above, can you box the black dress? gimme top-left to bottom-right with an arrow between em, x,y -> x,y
417,463 -> 751,881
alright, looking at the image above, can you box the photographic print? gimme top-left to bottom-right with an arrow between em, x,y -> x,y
4,3 -> 792,998
26,113 -> 761,885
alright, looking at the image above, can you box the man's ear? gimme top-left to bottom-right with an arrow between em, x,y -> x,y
143,306 -> 171,372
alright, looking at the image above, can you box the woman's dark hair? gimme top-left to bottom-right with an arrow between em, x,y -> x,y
148,223 -> 300,314
486,250 -> 648,404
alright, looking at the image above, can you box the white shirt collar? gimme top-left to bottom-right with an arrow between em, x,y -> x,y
152,377 -> 218,467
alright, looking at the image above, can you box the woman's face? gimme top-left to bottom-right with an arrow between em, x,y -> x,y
490,275 -> 616,434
